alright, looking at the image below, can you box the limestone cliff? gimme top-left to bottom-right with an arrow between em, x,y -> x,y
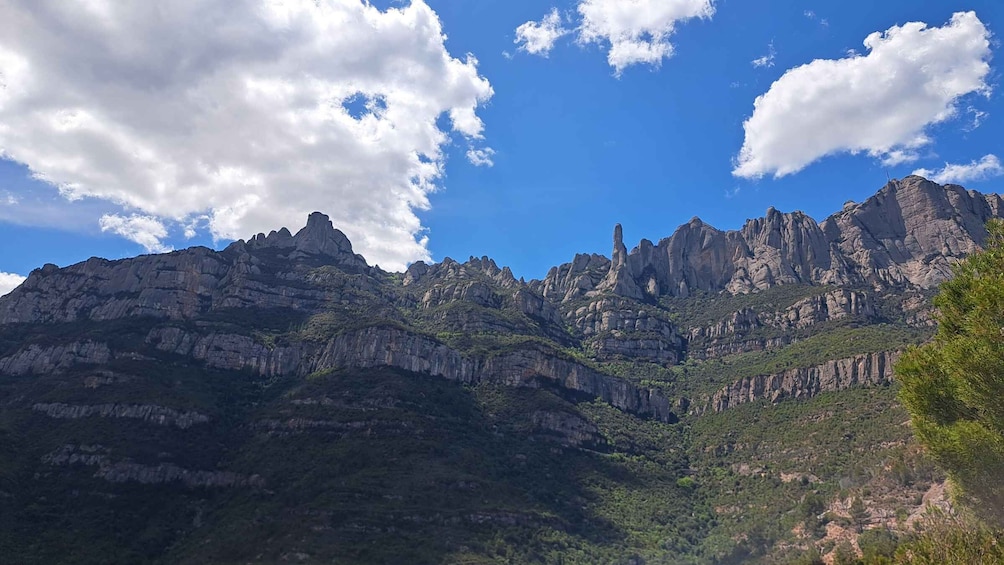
699,351 -> 900,414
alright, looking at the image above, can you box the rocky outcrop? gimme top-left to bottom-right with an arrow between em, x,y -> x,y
822,177 -> 1004,289
0,341 -> 112,375
32,403 -> 210,429
701,351 -> 900,414
146,325 -> 676,422
682,290 -> 875,360
531,253 -> 610,303
689,335 -> 796,360
570,297 -> 676,337
771,289 -> 875,329
318,327 -> 677,422
530,410 -> 604,448
43,444 -> 263,488
688,290 -> 875,343
253,418 -> 419,438
567,297 -> 683,363
245,211 -> 369,269
535,177 -> 1004,301
590,335 -> 681,364
596,224 -> 645,299
0,212 -> 374,325
98,462 -> 264,488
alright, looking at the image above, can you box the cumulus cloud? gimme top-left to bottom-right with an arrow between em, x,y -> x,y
99,214 -> 173,253
578,0 -> 715,74
733,12 -> 991,179
914,154 -> 1003,185
515,8 -> 569,56
515,0 -> 713,73
0,0 -> 494,270
0,272 -> 26,296
466,147 -> 496,167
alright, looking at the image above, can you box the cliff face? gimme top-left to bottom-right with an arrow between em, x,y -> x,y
699,351 -> 900,414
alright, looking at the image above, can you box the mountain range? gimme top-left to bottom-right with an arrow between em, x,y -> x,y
0,175 -> 997,564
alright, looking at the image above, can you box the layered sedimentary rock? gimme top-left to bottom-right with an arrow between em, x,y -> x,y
0,341 -> 112,375
32,403 -> 210,429
700,351 -> 900,414
42,445 -> 264,488
145,325 -> 677,422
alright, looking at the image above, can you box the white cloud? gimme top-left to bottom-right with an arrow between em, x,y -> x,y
751,41 -> 775,68
515,8 -> 569,56
0,0 -> 493,271
512,0 -> 713,73
966,106 -> 988,130
99,214 -> 173,253
0,272 -> 26,296
880,149 -> 921,167
466,147 -> 496,167
577,0 -> 715,74
734,12 -> 991,179
913,154 -> 1003,184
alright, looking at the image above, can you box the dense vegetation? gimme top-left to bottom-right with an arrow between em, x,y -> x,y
883,219 -> 1004,562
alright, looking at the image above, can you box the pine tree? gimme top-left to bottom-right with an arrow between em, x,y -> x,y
896,219 -> 1004,525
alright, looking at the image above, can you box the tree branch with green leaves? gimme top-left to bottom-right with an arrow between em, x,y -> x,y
896,218 -> 1004,526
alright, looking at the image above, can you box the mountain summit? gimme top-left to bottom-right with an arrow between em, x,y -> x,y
537,176 -> 1004,302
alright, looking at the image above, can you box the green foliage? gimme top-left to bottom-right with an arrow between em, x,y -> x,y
665,324 -> 930,398
893,510 -> 1004,564
832,541 -> 856,565
857,528 -> 898,562
688,385 -> 939,563
896,219 -> 1004,525
661,284 -> 833,329
0,362 -> 713,564
849,496 -> 869,531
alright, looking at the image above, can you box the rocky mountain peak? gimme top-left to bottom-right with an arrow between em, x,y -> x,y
243,212 -> 369,269
292,212 -> 354,256
596,224 -> 645,300
536,177 -> 1004,302
611,223 -> 627,269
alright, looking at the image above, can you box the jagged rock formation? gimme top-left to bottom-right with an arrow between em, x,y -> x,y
700,351 -> 900,414
0,211 -> 375,325
530,253 -> 610,302
538,176 -> 1004,301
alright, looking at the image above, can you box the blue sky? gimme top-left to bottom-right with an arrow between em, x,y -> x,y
0,0 -> 1002,293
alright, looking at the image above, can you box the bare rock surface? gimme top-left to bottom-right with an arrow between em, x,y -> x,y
700,351 -> 900,414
